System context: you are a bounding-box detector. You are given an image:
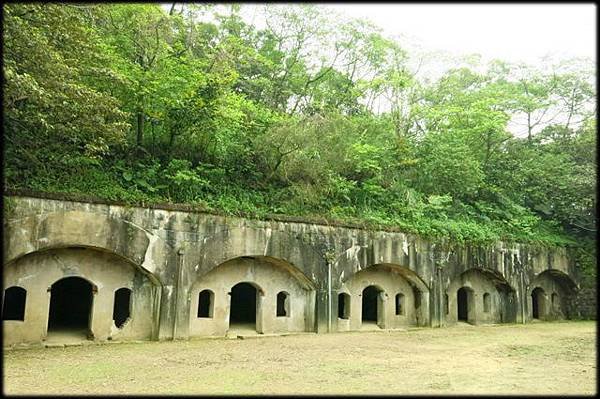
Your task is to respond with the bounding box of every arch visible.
[197,289,214,318]
[344,263,429,293]
[113,288,132,329]
[190,255,316,336]
[195,227,324,289]
[4,246,161,345]
[448,267,517,325]
[6,246,163,289]
[3,211,175,286]
[2,286,27,321]
[48,276,94,337]
[276,291,290,317]
[530,269,577,320]
[462,267,515,293]
[533,269,578,292]
[338,292,350,319]
[341,263,429,329]
[202,255,316,291]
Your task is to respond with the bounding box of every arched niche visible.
[529,269,578,321]
[3,246,162,347]
[192,227,324,290]
[189,255,316,337]
[447,268,516,325]
[338,263,430,331]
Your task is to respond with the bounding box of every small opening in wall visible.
[483,292,491,313]
[338,293,350,319]
[395,293,405,315]
[198,290,214,318]
[276,291,290,317]
[113,288,132,329]
[2,286,26,321]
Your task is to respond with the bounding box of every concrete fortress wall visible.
[2,195,581,347]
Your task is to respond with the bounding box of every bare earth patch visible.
[3,321,596,395]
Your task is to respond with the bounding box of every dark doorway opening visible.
[532,287,545,319]
[338,293,350,319]
[362,285,380,322]
[457,287,469,322]
[48,277,93,335]
[113,288,131,328]
[230,282,257,326]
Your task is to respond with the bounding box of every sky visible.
[164,3,596,66]
[322,4,596,65]
[163,3,596,136]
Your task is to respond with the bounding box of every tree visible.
[94,4,178,148]
[3,3,129,183]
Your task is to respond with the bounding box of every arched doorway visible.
[47,277,94,338]
[531,287,546,320]
[362,285,383,328]
[449,268,516,325]
[531,270,577,320]
[229,282,258,331]
[457,287,470,322]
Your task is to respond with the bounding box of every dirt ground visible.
[3,321,596,395]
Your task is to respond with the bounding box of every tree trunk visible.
[527,112,532,143]
[136,111,145,148]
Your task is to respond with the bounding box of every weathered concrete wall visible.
[3,248,158,346]
[528,270,576,321]
[570,285,596,319]
[337,264,428,331]
[189,256,315,336]
[2,194,582,347]
[446,269,514,325]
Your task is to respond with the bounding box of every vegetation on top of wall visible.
[3,4,596,262]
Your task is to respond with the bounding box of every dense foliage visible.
[3,3,596,279]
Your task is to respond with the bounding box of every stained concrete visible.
[2,194,582,347]
[336,264,429,331]
[446,269,516,325]
[3,248,157,346]
[188,256,315,336]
